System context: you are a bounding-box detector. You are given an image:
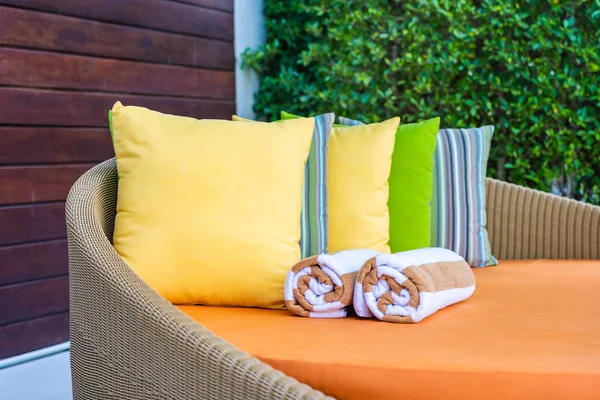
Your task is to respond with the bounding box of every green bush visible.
[242,0,600,202]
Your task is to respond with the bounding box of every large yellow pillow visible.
[110,102,315,309]
[328,117,399,253]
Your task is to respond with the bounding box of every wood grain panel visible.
[0,48,235,99]
[0,127,113,165]
[0,203,66,246]
[0,87,236,126]
[0,164,91,205]
[0,312,69,359]
[0,6,234,69]
[169,0,234,12]
[1,0,234,41]
[0,0,236,359]
[0,240,68,286]
[0,276,69,325]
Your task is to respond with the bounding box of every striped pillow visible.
[301,113,335,258]
[281,112,335,258]
[431,126,497,267]
[337,116,364,126]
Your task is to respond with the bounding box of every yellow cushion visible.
[110,102,315,309]
[328,117,399,253]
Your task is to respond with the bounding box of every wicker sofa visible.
[67,158,600,400]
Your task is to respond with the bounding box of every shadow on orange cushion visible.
[178,260,600,400]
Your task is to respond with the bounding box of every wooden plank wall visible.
[0,0,235,359]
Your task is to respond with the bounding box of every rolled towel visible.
[354,248,475,323]
[285,249,380,318]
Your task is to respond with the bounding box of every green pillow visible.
[392,118,440,251]
[338,116,440,252]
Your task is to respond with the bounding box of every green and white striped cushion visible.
[431,126,497,267]
[337,116,364,127]
[299,113,335,258]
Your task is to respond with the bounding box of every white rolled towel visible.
[354,248,475,323]
[284,249,380,318]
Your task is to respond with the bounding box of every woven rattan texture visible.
[67,158,331,400]
[67,159,600,399]
[486,178,600,260]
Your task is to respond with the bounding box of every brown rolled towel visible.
[354,248,475,323]
[284,249,380,318]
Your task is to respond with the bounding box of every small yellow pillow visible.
[110,102,314,309]
[328,117,400,253]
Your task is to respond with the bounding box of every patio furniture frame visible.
[67,158,600,400]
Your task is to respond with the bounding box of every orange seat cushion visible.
[178,260,600,400]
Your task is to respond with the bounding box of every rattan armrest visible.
[66,158,330,400]
[486,178,600,260]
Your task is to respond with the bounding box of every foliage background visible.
[242,0,600,202]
